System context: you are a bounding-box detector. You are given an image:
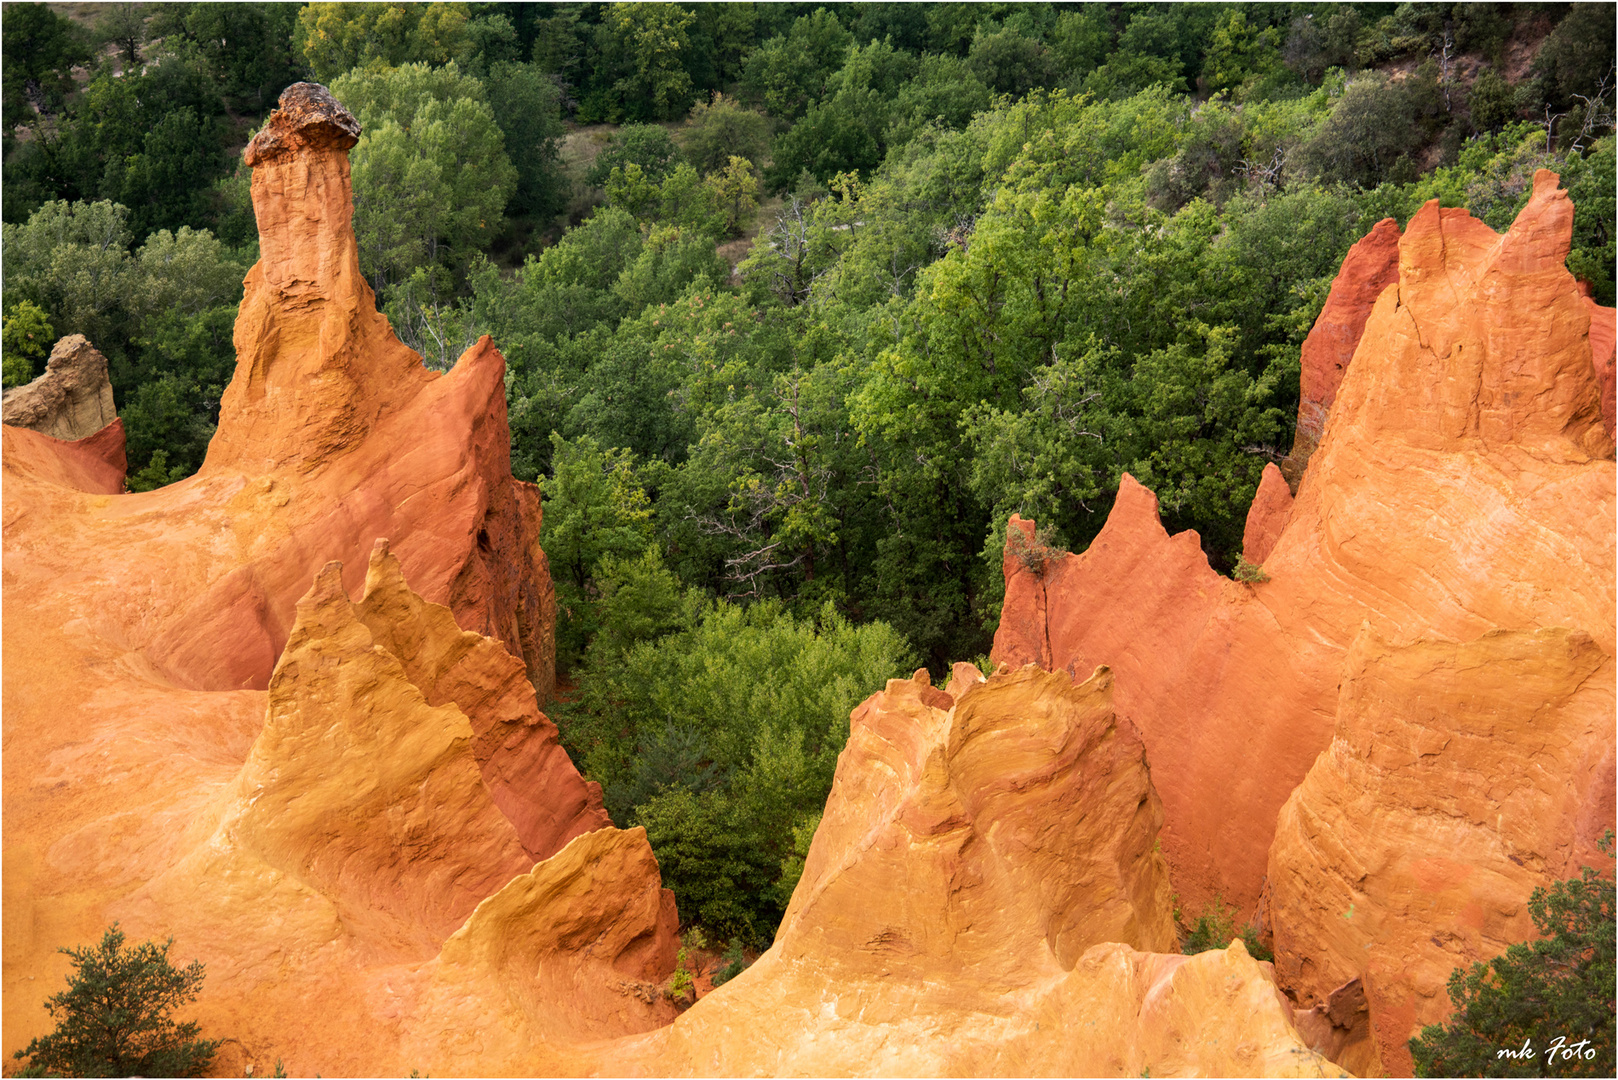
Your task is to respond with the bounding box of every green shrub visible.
[1409,833,1615,1078]
[710,941,748,987]
[1182,894,1272,962]
[12,924,220,1078]
[1233,555,1270,583]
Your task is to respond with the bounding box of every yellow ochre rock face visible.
[596,665,1342,1078]
[9,77,1607,1080]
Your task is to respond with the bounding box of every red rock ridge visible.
[1,418,127,495]
[1280,217,1402,487]
[991,172,1615,1076]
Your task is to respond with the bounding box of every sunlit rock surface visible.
[2,82,598,1074]
[6,75,1608,1078]
[991,171,1615,1075]
[598,666,1340,1078]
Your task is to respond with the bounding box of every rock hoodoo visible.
[2,82,589,1071]
[992,170,1615,1075]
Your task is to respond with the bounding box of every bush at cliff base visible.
[1409,833,1615,1078]
[11,924,220,1078]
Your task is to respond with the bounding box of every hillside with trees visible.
[3,0,1614,948]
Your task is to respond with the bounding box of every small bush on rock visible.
[12,924,219,1078]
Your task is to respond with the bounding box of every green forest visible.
[4,1,1615,947]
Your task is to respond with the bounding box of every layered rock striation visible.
[992,170,1616,1075]
[9,75,1609,1079]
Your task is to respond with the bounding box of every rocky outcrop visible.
[2,82,588,1073]
[2,334,118,441]
[353,540,609,861]
[993,476,1338,921]
[1242,461,1294,565]
[599,665,1339,1077]
[1268,627,1613,1076]
[6,72,1610,1078]
[1279,218,1402,488]
[992,171,1615,1076]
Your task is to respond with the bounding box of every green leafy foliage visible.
[2,300,54,388]
[331,61,517,294]
[682,93,771,177]
[147,3,304,116]
[2,201,246,485]
[2,3,90,122]
[484,61,569,219]
[1409,834,1616,1078]
[710,940,749,987]
[11,924,219,1078]
[556,592,913,945]
[1181,894,1272,963]
[295,1,479,83]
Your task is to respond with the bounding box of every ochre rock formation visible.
[8,73,1609,1078]
[1,334,119,441]
[1242,461,1295,565]
[1280,218,1402,487]
[2,82,600,1073]
[992,170,1615,1076]
[1,417,127,495]
[1268,627,1613,1076]
[106,554,675,1075]
[598,666,1340,1077]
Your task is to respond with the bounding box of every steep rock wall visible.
[1,83,592,1071]
[991,170,1615,1076]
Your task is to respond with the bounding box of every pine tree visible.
[12,924,220,1078]
[1410,833,1616,1078]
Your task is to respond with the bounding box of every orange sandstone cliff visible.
[598,665,1340,1078]
[993,170,1616,1075]
[27,82,1614,1080]
[2,84,638,1073]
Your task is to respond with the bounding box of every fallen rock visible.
[1,334,118,441]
